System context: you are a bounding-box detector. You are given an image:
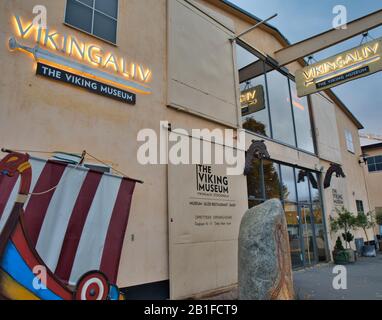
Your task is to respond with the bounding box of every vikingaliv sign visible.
[296,37,382,97]
[7,14,153,103]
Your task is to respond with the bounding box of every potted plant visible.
[332,237,350,265]
[330,207,357,263]
[376,210,382,251]
[355,211,377,257]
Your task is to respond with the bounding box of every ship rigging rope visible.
[1,148,141,195]
[28,150,85,196]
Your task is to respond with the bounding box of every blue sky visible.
[230,0,382,145]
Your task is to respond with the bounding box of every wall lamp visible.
[359,154,369,165]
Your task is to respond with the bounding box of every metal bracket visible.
[230,14,278,41]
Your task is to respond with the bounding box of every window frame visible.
[245,158,329,266]
[265,66,297,147]
[289,80,316,154]
[345,129,355,154]
[367,155,382,173]
[236,40,317,156]
[240,60,272,138]
[246,158,322,205]
[64,0,119,45]
[356,200,365,215]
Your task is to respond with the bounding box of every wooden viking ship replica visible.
[0,150,138,300]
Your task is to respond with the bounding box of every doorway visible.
[285,203,320,268]
[246,159,329,268]
[299,204,318,266]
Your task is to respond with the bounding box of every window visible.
[345,129,355,153]
[295,169,310,203]
[289,81,315,153]
[245,161,326,266]
[356,200,364,215]
[266,68,296,146]
[312,202,327,262]
[309,172,321,204]
[65,0,118,44]
[247,159,282,203]
[246,158,264,200]
[367,155,382,172]
[246,160,322,206]
[263,160,282,199]
[280,165,297,202]
[235,43,316,154]
[240,72,270,138]
[284,203,303,267]
[237,45,271,137]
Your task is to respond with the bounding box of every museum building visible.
[0,0,376,299]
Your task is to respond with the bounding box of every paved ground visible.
[294,254,382,300]
[204,253,382,300]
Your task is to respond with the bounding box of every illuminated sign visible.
[8,15,152,96]
[296,37,382,97]
[240,85,265,116]
[36,63,136,104]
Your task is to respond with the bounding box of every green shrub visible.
[342,231,354,245]
[330,207,356,249]
[355,211,376,242]
[334,236,344,251]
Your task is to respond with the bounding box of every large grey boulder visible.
[238,199,294,300]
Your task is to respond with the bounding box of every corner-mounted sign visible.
[8,15,153,103]
[240,85,265,116]
[296,37,382,97]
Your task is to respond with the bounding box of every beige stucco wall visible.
[0,0,172,288]
[328,104,374,247]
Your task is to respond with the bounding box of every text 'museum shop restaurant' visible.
[0,0,375,299]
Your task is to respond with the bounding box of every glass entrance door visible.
[284,203,303,268]
[299,204,317,266]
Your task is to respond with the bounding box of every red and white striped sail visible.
[0,156,136,285]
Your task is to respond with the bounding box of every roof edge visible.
[361,142,382,150]
[220,0,291,45]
